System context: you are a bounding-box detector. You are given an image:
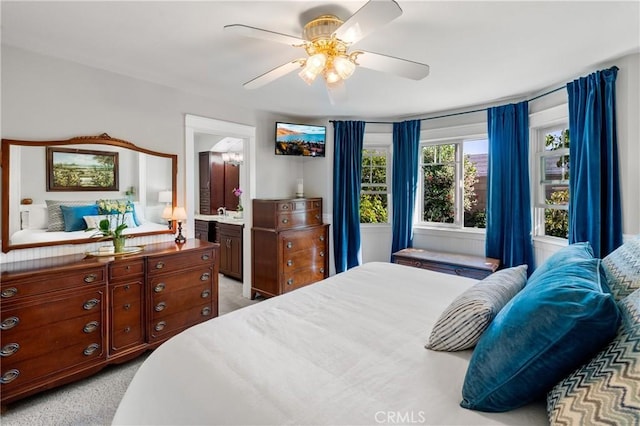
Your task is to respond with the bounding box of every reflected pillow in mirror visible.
[60,204,99,232]
[84,213,137,231]
[25,204,48,230]
[46,200,98,232]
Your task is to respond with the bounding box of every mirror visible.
[1,133,177,253]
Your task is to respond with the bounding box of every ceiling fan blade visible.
[326,81,347,105]
[224,24,305,46]
[243,60,303,89]
[333,0,402,45]
[355,51,430,80]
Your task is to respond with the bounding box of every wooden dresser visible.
[251,198,329,299]
[0,239,218,407]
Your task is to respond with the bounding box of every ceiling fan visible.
[224,0,430,103]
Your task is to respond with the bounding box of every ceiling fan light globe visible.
[333,56,356,80]
[306,53,327,73]
[299,67,319,85]
[324,68,341,84]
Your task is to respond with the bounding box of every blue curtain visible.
[486,101,534,270]
[333,120,365,273]
[391,120,421,254]
[567,67,622,258]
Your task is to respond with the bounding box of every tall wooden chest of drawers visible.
[0,239,218,407]
[251,198,329,299]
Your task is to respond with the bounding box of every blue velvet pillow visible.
[60,204,99,232]
[527,242,594,284]
[460,257,621,412]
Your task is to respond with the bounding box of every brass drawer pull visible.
[155,261,165,269]
[282,218,289,224]
[287,260,293,266]
[320,251,325,257]
[1,369,19,384]
[0,343,20,357]
[320,267,325,274]
[83,321,99,333]
[83,343,100,356]
[155,321,166,332]
[201,289,211,298]
[282,204,289,210]
[315,214,321,220]
[286,242,293,249]
[83,299,100,310]
[0,316,19,330]
[154,302,166,312]
[124,326,131,333]
[123,303,131,311]
[201,254,210,261]
[1,288,18,298]
[124,285,130,290]
[201,307,211,316]
[200,272,210,281]
[83,273,98,283]
[287,278,294,286]
[319,235,325,241]
[154,283,166,293]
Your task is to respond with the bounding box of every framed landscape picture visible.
[47,147,119,191]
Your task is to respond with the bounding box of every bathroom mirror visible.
[1,133,177,252]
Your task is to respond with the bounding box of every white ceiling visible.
[2,1,639,119]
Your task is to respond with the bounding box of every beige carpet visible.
[1,275,259,426]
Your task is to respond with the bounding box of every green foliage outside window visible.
[360,150,388,223]
[543,129,570,238]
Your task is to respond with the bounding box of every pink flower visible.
[232,188,243,197]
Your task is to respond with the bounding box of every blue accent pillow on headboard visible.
[60,204,99,232]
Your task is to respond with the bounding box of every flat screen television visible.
[275,122,326,157]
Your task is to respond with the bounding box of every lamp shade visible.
[171,207,187,221]
[158,190,172,203]
[161,205,173,220]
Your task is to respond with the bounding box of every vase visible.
[113,236,126,253]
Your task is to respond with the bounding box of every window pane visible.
[544,185,569,205]
[463,139,488,228]
[545,208,569,238]
[544,129,570,151]
[542,154,569,182]
[360,193,388,223]
[423,164,455,223]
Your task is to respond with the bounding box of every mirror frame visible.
[1,133,177,253]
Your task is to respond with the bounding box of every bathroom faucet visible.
[217,207,226,217]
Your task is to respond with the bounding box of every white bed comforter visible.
[112,262,547,425]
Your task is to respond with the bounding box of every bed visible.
[112,262,549,425]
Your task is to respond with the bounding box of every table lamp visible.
[172,207,187,244]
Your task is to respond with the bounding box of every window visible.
[535,127,570,238]
[360,148,390,223]
[419,139,488,228]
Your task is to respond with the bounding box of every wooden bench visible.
[392,248,500,280]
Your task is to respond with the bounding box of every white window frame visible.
[529,104,569,241]
[416,122,488,231]
[360,133,392,225]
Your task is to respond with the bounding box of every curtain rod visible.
[329,84,566,125]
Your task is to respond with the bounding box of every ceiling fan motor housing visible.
[303,15,343,42]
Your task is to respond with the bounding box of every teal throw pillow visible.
[60,204,99,232]
[460,257,621,412]
[527,242,594,283]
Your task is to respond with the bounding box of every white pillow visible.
[84,213,137,231]
[26,204,49,230]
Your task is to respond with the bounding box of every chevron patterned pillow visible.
[547,288,640,425]
[426,265,527,352]
[602,237,640,301]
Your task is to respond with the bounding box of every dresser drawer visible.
[0,312,102,365]
[281,267,326,293]
[0,288,105,333]
[148,302,213,342]
[1,267,106,300]
[110,281,144,352]
[282,247,327,271]
[148,267,213,295]
[0,339,104,393]
[280,227,327,253]
[151,284,213,321]
[147,249,214,276]
[109,259,144,281]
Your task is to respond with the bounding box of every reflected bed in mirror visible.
[1,133,177,253]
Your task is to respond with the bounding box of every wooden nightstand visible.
[392,248,500,279]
